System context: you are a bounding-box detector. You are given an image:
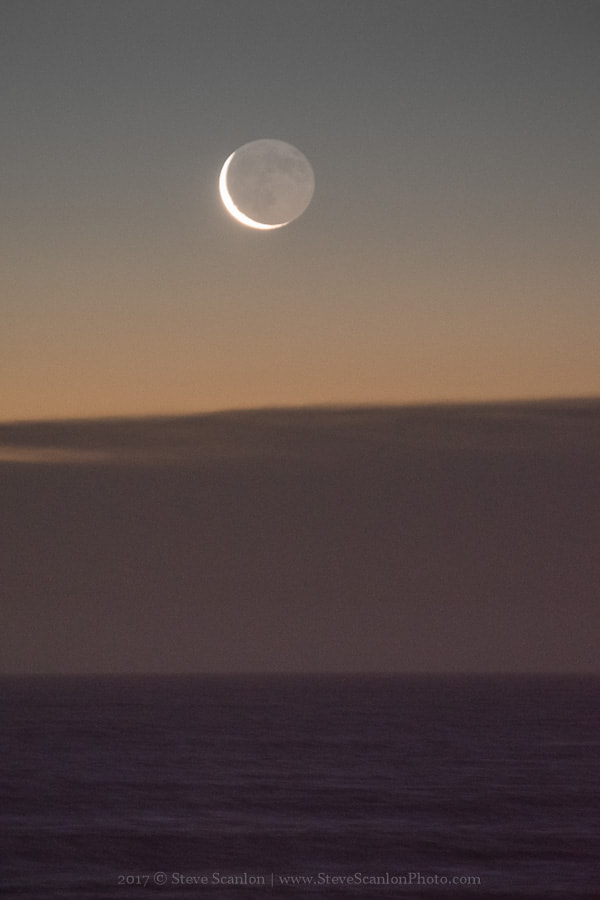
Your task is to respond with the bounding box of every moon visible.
[219,139,314,230]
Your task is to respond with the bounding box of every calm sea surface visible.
[1,675,598,899]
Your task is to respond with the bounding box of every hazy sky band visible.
[1,401,598,674]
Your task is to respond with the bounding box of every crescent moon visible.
[218,153,288,230]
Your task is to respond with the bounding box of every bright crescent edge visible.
[218,153,289,230]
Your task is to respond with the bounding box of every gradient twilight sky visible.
[2,0,599,421]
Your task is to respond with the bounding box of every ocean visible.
[1,674,598,899]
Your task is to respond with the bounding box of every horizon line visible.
[1,670,599,678]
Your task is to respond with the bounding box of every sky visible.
[1,2,599,676]
[2,0,599,422]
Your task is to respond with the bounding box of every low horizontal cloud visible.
[0,446,114,464]
[1,399,599,674]
[1,399,599,466]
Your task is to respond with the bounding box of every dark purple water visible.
[1,675,599,898]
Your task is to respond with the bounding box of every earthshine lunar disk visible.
[219,139,314,230]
